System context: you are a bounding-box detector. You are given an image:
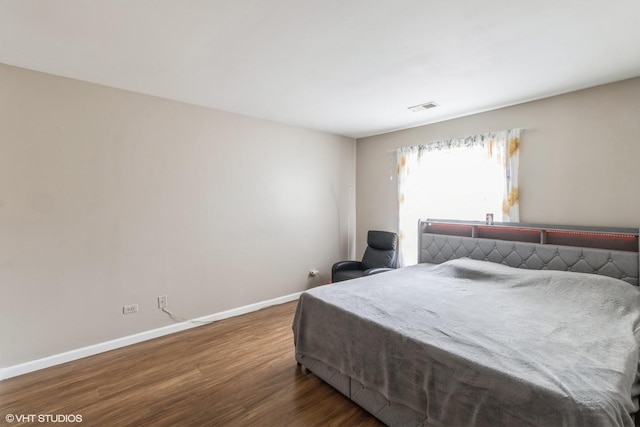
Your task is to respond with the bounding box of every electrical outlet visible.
[158,295,168,309]
[123,304,138,314]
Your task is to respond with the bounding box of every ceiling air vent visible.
[408,102,438,112]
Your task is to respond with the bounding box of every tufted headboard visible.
[419,219,640,286]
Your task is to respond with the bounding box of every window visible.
[396,129,521,265]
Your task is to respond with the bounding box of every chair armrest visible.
[332,261,363,277]
[363,267,395,276]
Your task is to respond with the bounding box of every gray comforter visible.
[293,259,640,426]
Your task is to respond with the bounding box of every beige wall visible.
[356,77,640,257]
[0,64,355,368]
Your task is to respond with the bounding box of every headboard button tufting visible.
[418,225,639,286]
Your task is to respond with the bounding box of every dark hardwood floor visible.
[0,301,383,426]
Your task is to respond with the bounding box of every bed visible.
[293,219,640,426]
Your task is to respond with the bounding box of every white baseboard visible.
[0,292,302,381]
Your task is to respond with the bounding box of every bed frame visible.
[297,219,640,426]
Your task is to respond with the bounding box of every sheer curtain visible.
[396,129,521,266]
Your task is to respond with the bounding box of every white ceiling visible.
[2,1,640,138]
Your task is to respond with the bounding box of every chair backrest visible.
[361,230,398,270]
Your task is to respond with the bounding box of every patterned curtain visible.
[500,129,521,221]
[396,129,521,266]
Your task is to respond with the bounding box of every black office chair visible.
[331,230,398,282]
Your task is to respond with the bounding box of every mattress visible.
[293,259,640,426]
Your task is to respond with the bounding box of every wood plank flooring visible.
[0,301,383,426]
